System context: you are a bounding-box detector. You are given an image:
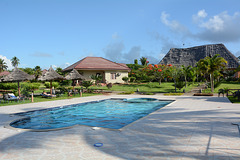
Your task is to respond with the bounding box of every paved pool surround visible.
[0,95,240,160]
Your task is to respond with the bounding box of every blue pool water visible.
[10,98,173,130]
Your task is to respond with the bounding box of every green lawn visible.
[214,81,240,92]
[90,82,198,93]
[0,93,100,106]
[214,81,240,103]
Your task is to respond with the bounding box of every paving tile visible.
[0,95,240,159]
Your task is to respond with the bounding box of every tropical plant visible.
[189,67,197,84]
[174,81,185,91]
[55,67,64,76]
[33,66,42,80]
[167,65,182,92]
[122,76,129,83]
[134,59,138,65]
[153,64,167,85]
[44,82,59,88]
[198,54,227,92]
[82,80,93,89]
[0,58,8,72]
[140,57,148,66]
[181,65,192,88]
[11,56,20,67]
[91,74,103,85]
[22,67,34,75]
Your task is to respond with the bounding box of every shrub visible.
[82,81,93,89]
[0,83,18,90]
[130,77,136,82]
[122,76,129,83]
[21,82,41,91]
[44,82,59,88]
[173,81,185,91]
[107,83,113,89]
[59,80,72,86]
[118,91,135,95]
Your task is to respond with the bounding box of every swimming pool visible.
[10,98,173,130]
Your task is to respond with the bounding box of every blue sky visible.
[1,0,240,70]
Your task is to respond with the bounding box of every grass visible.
[163,93,184,96]
[90,82,198,93]
[0,92,100,106]
[214,81,240,93]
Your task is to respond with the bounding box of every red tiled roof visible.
[63,57,131,72]
[0,71,10,77]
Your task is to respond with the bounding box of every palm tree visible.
[0,58,8,72]
[199,54,227,92]
[11,56,20,67]
[33,66,42,80]
[181,65,192,88]
[140,57,148,66]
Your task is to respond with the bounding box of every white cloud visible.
[0,55,13,70]
[161,11,190,35]
[161,10,240,43]
[196,11,240,42]
[192,9,207,23]
[198,9,207,18]
[201,15,224,32]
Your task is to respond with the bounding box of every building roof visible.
[0,71,10,77]
[159,43,239,68]
[63,57,131,72]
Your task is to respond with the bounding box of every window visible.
[111,73,116,79]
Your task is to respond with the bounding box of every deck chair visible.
[4,93,19,102]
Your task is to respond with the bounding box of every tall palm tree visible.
[33,66,42,80]
[140,57,147,66]
[11,56,20,67]
[0,58,8,72]
[199,54,227,92]
[181,65,192,88]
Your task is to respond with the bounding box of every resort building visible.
[63,57,131,84]
[159,43,240,69]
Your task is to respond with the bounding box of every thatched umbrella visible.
[65,69,85,91]
[2,67,34,96]
[38,66,65,95]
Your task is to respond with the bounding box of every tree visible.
[55,67,64,76]
[181,65,192,88]
[23,67,34,75]
[0,58,8,72]
[11,56,20,67]
[33,66,42,80]
[153,64,167,85]
[140,57,148,66]
[198,54,227,92]
[189,67,197,84]
[167,65,182,92]
[134,59,138,65]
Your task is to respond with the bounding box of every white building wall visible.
[105,71,129,83]
[78,70,129,83]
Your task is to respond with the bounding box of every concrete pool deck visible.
[0,95,240,160]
